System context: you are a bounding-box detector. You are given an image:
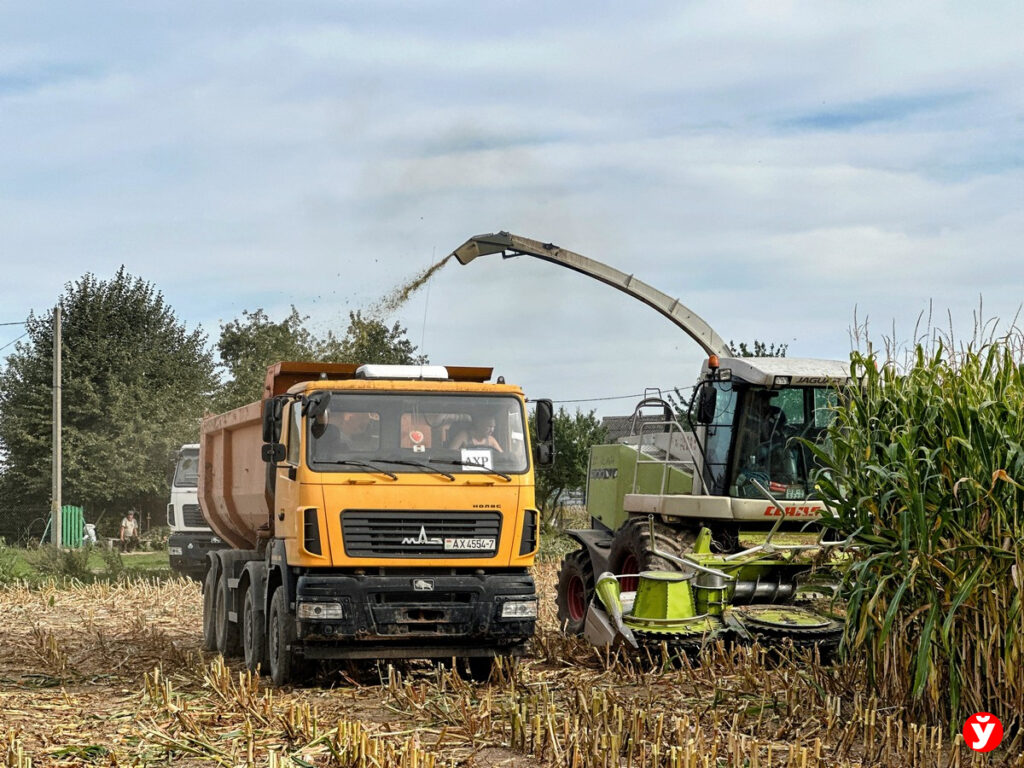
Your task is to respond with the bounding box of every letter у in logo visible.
[962,712,1003,753]
[402,525,443,547]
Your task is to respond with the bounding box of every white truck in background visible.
[167,444,221,579]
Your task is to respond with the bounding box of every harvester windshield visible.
[726,385,837,500]
[306,392,530,475]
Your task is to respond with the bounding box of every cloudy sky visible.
[2,2,1022,417]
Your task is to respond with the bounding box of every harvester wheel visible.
[610,518,695,592]
[201,561,218,651]
[214,568,243,657]
[555,549,595,635]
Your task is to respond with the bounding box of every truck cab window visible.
[287,402,302,465]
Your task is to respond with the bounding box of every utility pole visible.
[51,306,62,548]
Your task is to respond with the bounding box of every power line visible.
[0,321,27,326]
[552,385,694,405]
[0,331,29,353]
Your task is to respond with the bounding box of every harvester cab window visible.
[728,386,837,501]
[701,381,736,495]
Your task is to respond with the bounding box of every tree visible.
[729,339,788,358]
[213,307,317,412]
[320,311,427,365]
[0,269,217,540]
[212,308,428,413]
[531,407,607,528]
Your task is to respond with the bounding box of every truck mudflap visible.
[292,570,536,660]
[168,531,222,580]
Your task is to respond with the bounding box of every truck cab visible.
[166,444,221,579]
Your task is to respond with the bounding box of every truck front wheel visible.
[268,588,298,686]
[201,563,218,651]
[215,569,242,657]
[243,585,266,673]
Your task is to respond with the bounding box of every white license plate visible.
[444,537,496,551]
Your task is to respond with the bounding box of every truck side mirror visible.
[261,443,286,463]
[533,399,554,466]
[696,384,717,425]
[262,398,284,443]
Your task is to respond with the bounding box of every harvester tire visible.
[609,518,696,592]
[555,549,595,635]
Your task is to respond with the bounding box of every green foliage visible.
[30,544,95,581]
[0,538,19,583]
[812,338,1024,728]
[0,269,217,538]
[728,339,788,357]
[531,407,607,527]
[100,546,124,578]
[320,310,427,366]
[213,307,318,412]
[214,308,426,412]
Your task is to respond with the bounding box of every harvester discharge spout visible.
[451,231,731,359]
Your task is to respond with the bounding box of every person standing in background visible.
[120,509,140,551]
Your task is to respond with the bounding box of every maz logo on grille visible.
[402,526,443,547]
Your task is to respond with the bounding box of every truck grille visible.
[182,504,206,527]
[341,510,502,558]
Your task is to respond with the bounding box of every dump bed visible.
[199,401,267,550]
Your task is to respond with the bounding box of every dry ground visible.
[1,563,1021,767]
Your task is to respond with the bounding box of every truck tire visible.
[215,568,242,657]
[555,549,594,635]
[243,584,266,673]
[201,562,219,652]
[268,588,298,686]
[461,656,494,683]
[609,518,696,592]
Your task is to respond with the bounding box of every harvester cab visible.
[451,231,852,657]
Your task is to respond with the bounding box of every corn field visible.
[812,334,1024,732]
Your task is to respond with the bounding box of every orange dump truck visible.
[199,362,553,685]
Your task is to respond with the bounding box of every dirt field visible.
[1,563,1021,767]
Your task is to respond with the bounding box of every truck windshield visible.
[306,392,530,475]
[173,449,199,488]
[729,386,837,501]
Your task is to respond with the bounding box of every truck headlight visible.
[168,546,183,556]
[297,601,343,620]
[501,599,538,619]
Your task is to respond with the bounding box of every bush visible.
[101,546,125,578]
[0,538,19,583]
[30,544,95,581]
[812,336,1024,730]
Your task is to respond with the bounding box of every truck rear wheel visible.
[243,584,266,673]
[609,518,695,592]
[215,568,242,657]
[555,549,594,635]
[201,563,218,651]
[268,588,298,686]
